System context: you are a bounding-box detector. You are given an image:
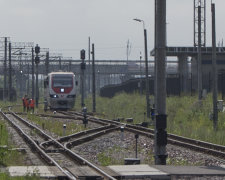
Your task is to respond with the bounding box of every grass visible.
[79,92,225,146]
[0,173,40,180]
[0,118,24,167]
[25,113,88,137]
[1,92,225,168]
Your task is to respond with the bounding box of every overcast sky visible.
[0,0,224,60]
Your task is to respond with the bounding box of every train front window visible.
[53,75,73,88]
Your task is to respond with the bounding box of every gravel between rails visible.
[73,131,224,167]
[3,112,225,180]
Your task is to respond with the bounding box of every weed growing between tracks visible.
[80,93,225,146]
[0,173,40,180]
[26,113,88,136]
[0,120,24,167]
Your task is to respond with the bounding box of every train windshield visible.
[52,75,73,88]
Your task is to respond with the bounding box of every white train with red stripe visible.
[44,72,76,110]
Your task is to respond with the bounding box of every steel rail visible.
[67,111,225,160]
[65,126,119,149]
[8,110,116,180]
[0,110,77,180]
[40,124,115,148]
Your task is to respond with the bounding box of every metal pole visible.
[81,57,85,107]
[35,44,40,108]
[27,63,30,96]
[92,44,96,112]
[154,0,167,165]
[8,42,12,101]
[212,3,218,130]
[198,5,202,100]
[144,29,150,118]
[4,37,7,102]
[32,48,34,100]
[46,52,49,75]
[140,51,142,94]
[69,60,71,71]
[36,63,39,107]
[88,37,91,93]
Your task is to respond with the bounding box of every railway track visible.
[0,108,117,180]
[60,111,225,161]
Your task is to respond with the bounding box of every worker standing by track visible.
[29,98,35,113]
[22,95,27,112]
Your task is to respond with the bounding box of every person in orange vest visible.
[29,98,35,113]
[22,95,27,112]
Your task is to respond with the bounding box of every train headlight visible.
[50,94,59,98]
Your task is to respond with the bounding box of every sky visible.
[0,0,224,60]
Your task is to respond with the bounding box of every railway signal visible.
[80,49,86,107]
[35,44,40,108]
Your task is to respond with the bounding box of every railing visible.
[151,46,225,56]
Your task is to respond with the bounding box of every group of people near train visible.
[22,95,35,113]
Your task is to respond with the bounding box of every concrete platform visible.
[108,164,170,179]
[7,166,65,178]
[154,165,225,176]
[108,164,225,179]
[6,165,225,179]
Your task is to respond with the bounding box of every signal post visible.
[80,49,86,107]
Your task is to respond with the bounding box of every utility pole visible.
[139,51,142,94]
[35,44,40,108]
[194,0,206,47]
[4,37,7,102]
[88,37,91,93]
[144,29,150,118]
[92,43,96,112]
[198,5,202,100]
[69,60,72,71]
[45,52,49,75]
[80,49,86,107]
[133,18,150,118]
[32,48,35,100]
[212,3,218,130]
[27,63,30,96]
[154,0,167,165]
[8,42,12,101]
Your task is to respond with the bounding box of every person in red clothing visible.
[22,95,27,112]
[29,98,35,113]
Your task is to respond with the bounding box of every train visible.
[44,72,76,110]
